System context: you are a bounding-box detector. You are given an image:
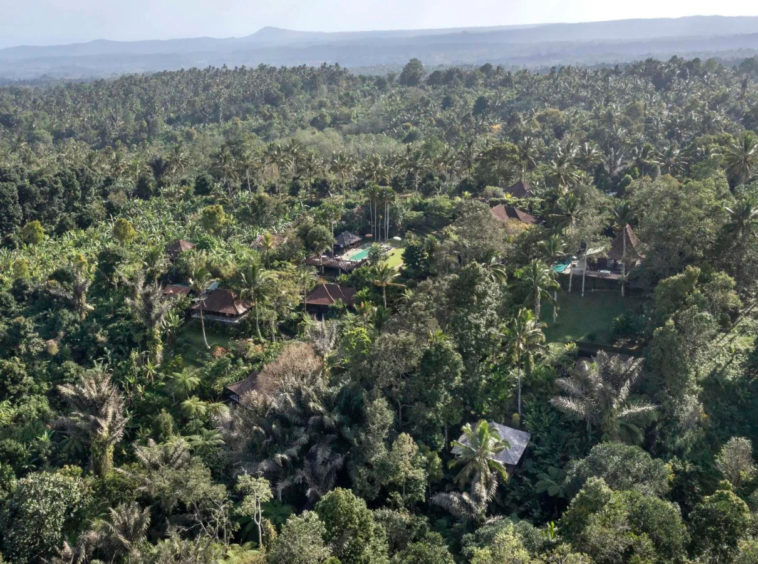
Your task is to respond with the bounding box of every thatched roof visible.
[305,283,356,307]
[166,240,196,255]
[163,284,191,297]
[607,224,644,261]
[503,180,534,199]
[193,289,250,316]
[490,204,539,226]
[453,422,531,467]
[335,231,362,248]
[225,373,259,400]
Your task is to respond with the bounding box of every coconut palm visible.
[56,368,129,477]
[516,259,559,318]
[723,133,758,186]
[372,262,404,308]
[539,235,566,323]
[503,309,546,419]
[188,266,215,349]
[46,257,94,321]
[239,259,275,340]
[723,197,758,279]
[431,420,508,522]
[551,351,656,443]
[125,271,173,365]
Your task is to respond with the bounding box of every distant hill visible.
[2,16,758,80]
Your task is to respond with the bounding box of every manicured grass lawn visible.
[540,291,646,345]
[384,247,405,269]
[173,320,233,366]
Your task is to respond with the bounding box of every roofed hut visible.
[162,284,191,298]
[305,283,356,317]
[224,372,259,404]
[166,239,196,258]
[192,288,250,324]
[503,180,534,199]
[490,204,539,226]
[335,231,362,250]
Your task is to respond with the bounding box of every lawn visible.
[173,320,233,366]
[384,247,405,270]
[540,291,646,345]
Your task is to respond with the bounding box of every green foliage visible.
[315,488,389,564]
[0,471,87,563]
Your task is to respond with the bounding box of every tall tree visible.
[56,368,129,477]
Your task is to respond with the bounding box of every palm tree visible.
[516,259,559,318]
[539,236,566,323]
[125,271,173,365]
[56,368,129,477]
[259,232,276,268]
[372,262,403,308]
[188,255,215,349]
[723,133,758,186]
[431,420,508,522]
[551,351,656,443]
[95,502,151,561]
[503,309,546,419]
[46,257,93,321]
[239,259,274,340]
[723,197,758,282]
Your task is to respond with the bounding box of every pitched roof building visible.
[490,204,539,226]
[224,373,259,403]
[252,232,288,250]
[192,288,250,323]
[335,231,362,248]
[503,180,534,199]
[162,284,191,298]
[453,422,531,468]
[166,239,196,256]
[607,224,645,262]
[305,283,357,308]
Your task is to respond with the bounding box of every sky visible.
[1,0,758,48]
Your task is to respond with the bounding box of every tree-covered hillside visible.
[2,56,758,563]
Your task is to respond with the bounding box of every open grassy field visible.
[540,291,646,346]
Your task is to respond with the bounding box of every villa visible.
[502,180,534,199]
[305,283,357,317]
[556,224,645,296]
[166,239,196,258]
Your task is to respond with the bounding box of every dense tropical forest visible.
[3,55,758,563]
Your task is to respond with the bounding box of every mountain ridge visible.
[2,15,758,80]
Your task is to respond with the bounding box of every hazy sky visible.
[2,0,758,48]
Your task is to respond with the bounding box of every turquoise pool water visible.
[348,248,370,261]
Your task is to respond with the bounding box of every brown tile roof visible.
[607,224,644,261]
[163,284,191,297]
[503,180,534,199]
[193,288,250,316]
[305,283,357,307]
[166,240,196,254]
[490,204,539,225]
[225,373,259,400]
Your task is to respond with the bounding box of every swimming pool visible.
[347,247,370,261]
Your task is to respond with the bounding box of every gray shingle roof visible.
[453,422,531,467]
